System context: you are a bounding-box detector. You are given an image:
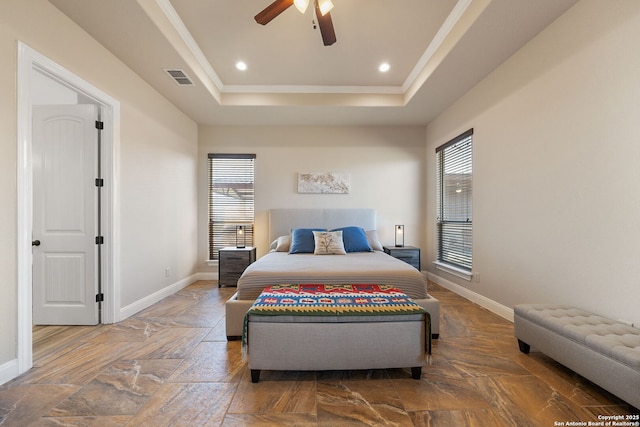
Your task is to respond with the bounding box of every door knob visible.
[32,240,41,246]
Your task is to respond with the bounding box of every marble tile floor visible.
[1,281,637,426]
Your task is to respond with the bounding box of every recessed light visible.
[236,61,247,71]
[378,62,390,73]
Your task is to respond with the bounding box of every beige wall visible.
[0,1,198,372]
[197,125,427,271]
[426,0,640,325]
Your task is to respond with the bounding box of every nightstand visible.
[218,247,256,287]
[383,246,421,270]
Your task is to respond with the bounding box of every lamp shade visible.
[317,0,333,15]
[294,0,309,13]
[395,225,404,247]
[236,225,246,248]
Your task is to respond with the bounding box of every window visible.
[436,129,473,276]
[208,153,256,260]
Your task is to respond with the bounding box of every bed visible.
[224,208,440,339]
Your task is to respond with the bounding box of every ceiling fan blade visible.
[314,2,336,46]
[255,0,294,25]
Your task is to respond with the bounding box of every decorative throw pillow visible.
[331,226,373,252]
[312,230,346,255]
[289,228,325,254]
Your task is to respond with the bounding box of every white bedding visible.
[236,251,428,300]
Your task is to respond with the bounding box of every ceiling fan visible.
[254,0,337,46]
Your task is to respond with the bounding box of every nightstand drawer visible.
[383,246,421,270]
[220,252,251,271]
[219,271,244,287]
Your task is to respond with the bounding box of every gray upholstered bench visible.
[243,284,431,383]
[514,304,640,409]
[247,313,428,383]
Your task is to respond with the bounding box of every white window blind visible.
[208,154,255,260]
[436,129,473,272]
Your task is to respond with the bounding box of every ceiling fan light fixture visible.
[317,0,334,16]
[294,0,309,14]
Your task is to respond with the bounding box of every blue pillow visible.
[331,226,372,252]
[289,228,326,254]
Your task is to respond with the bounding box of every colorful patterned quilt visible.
[243,284,431,356]
[248,284,428,316]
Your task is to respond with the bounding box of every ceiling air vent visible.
[163,69,194,86]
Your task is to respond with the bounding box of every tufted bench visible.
[514,304,640,410]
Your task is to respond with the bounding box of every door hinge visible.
[95,178,104,187]
[95,293,104,303]
[95,236,104,245]
[95,120,104,130]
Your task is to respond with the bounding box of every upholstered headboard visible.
[269,208,376,242]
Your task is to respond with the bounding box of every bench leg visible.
[517,339,531,354]
[251,369,261,383]
[411,367,422,379]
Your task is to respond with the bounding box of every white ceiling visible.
[49,0,578,126]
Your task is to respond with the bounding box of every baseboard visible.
[427,272,514,322]
[0,358,18,386]
[194,272,218,281]
[119,274,198,320]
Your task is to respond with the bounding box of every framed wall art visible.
[297,172,350,194]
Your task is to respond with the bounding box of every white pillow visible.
[269,235,291,252]
[366,230,384,251]
[312,230,346,255]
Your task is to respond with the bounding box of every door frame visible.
[16,42,121,374]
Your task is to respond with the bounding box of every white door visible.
[32,104,100,325]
